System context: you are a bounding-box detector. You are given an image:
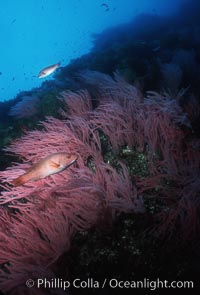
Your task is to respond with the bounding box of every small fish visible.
[38,62,60,78]
[101,3,109,11]
[12,152,77,186]
[152,46,161,52]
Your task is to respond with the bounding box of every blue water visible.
[0,0,184,102]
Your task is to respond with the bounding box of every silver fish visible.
[38,62,60,78]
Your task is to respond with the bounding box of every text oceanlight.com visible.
[26,278,194,290]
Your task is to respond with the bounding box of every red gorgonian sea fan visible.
[9,95,40,119]
[0,71,200,294]
[0,80,137,294]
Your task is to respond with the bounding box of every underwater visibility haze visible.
[1,0,200,294]
[0,0,183,102]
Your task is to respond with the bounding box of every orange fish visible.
[12,152,78,187]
